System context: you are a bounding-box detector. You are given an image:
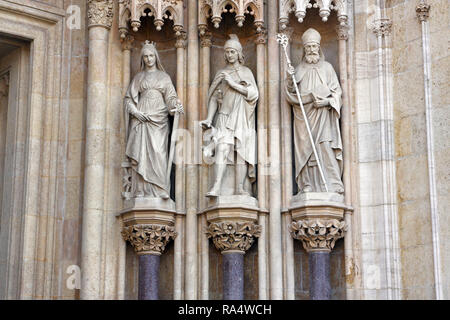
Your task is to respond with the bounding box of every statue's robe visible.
[124,69,178,197]
[208,64,259,182]
[285,59,344,193]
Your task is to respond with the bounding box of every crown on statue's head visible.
[141,40,156,54]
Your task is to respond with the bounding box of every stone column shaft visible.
[309,251,331,300]
[81,25,110,300]
[267,0,283,299]
[185,0,199,299]
[255,30,269,300]
[199,31,211,300]
[174,33,186,300]
[139,254,160,300]
[223,252,244,300]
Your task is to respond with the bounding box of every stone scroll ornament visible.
[122,41,184,200]
[200,34,259,198]
[280,28,345,194]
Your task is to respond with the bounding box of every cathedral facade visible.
[0,0,448,300]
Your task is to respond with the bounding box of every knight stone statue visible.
[200,34,259,198]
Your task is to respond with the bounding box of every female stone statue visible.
[124,41,183,199]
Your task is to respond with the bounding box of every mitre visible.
[224,34,243,53]
[302,28,321,45]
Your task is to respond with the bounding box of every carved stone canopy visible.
[198,0,264,33]
[119,0,185,39]
[279,0,348,30]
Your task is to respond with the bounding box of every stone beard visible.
[285,28,344,194]
[201,34,259,197]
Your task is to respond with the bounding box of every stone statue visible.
[124,41,183,199]
[200,34,258,198]
[285,28,344,194]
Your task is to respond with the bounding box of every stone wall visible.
[389,0,450,299]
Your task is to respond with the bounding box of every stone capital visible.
[336,23,349,41]
[121,224,177,255]
[416,1,431,22]
[0,73,9,97]
[121,34,135,51]
[371,18,393,38]
[87,0,114,30]
[254,29,267,45]
[175,31,187,49]
[206,221,261,254]
[289,218,346,253]
[199,29,212,48]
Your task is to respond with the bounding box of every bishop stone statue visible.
[285,28,344,194]
[200,34,259,198]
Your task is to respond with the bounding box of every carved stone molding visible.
[175,30,187,49]
[254,27,267,45]
[88,0,114,29]
[371,18,393,38]
[121,224,177,255]
[336,22,349,41]
[119,0,185,39]
[206,221,261,254]
[199,28,212,48]
[416,1,431,22]
[279,0,348,30]
[121,34,135,51]
[290,219,346,252]
[0,73,9,97]
[198,0,264,31]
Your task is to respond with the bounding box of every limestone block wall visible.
[388,0,450,299]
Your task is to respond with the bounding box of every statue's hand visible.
[314,97,330,108]
[200,120,212,129]
[287,65,295,76]
[170,101,184,115]
[133,111,147,122]
[221,72,237,87]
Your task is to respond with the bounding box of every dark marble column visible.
[309,251,331,300]
[138,254,160,300]
[223,252,244,300]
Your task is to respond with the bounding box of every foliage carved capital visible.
[88,0,114,29]
[206,221,261,254]
[121,224,177,255]
[290,218,346,252]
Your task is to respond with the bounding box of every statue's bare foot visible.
[332,185,344,194]
[237,186,250,196]
[160,192,170,200]
[206,190,219,197]
[135,191,144,198]
[301,186,313,193]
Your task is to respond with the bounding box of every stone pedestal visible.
[289,193,348,300]
[119,198,177,300]
[204,195,261,300]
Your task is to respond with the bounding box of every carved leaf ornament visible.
[206,221,262,253]
[122,224,177,254]
[290,219,346,252]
